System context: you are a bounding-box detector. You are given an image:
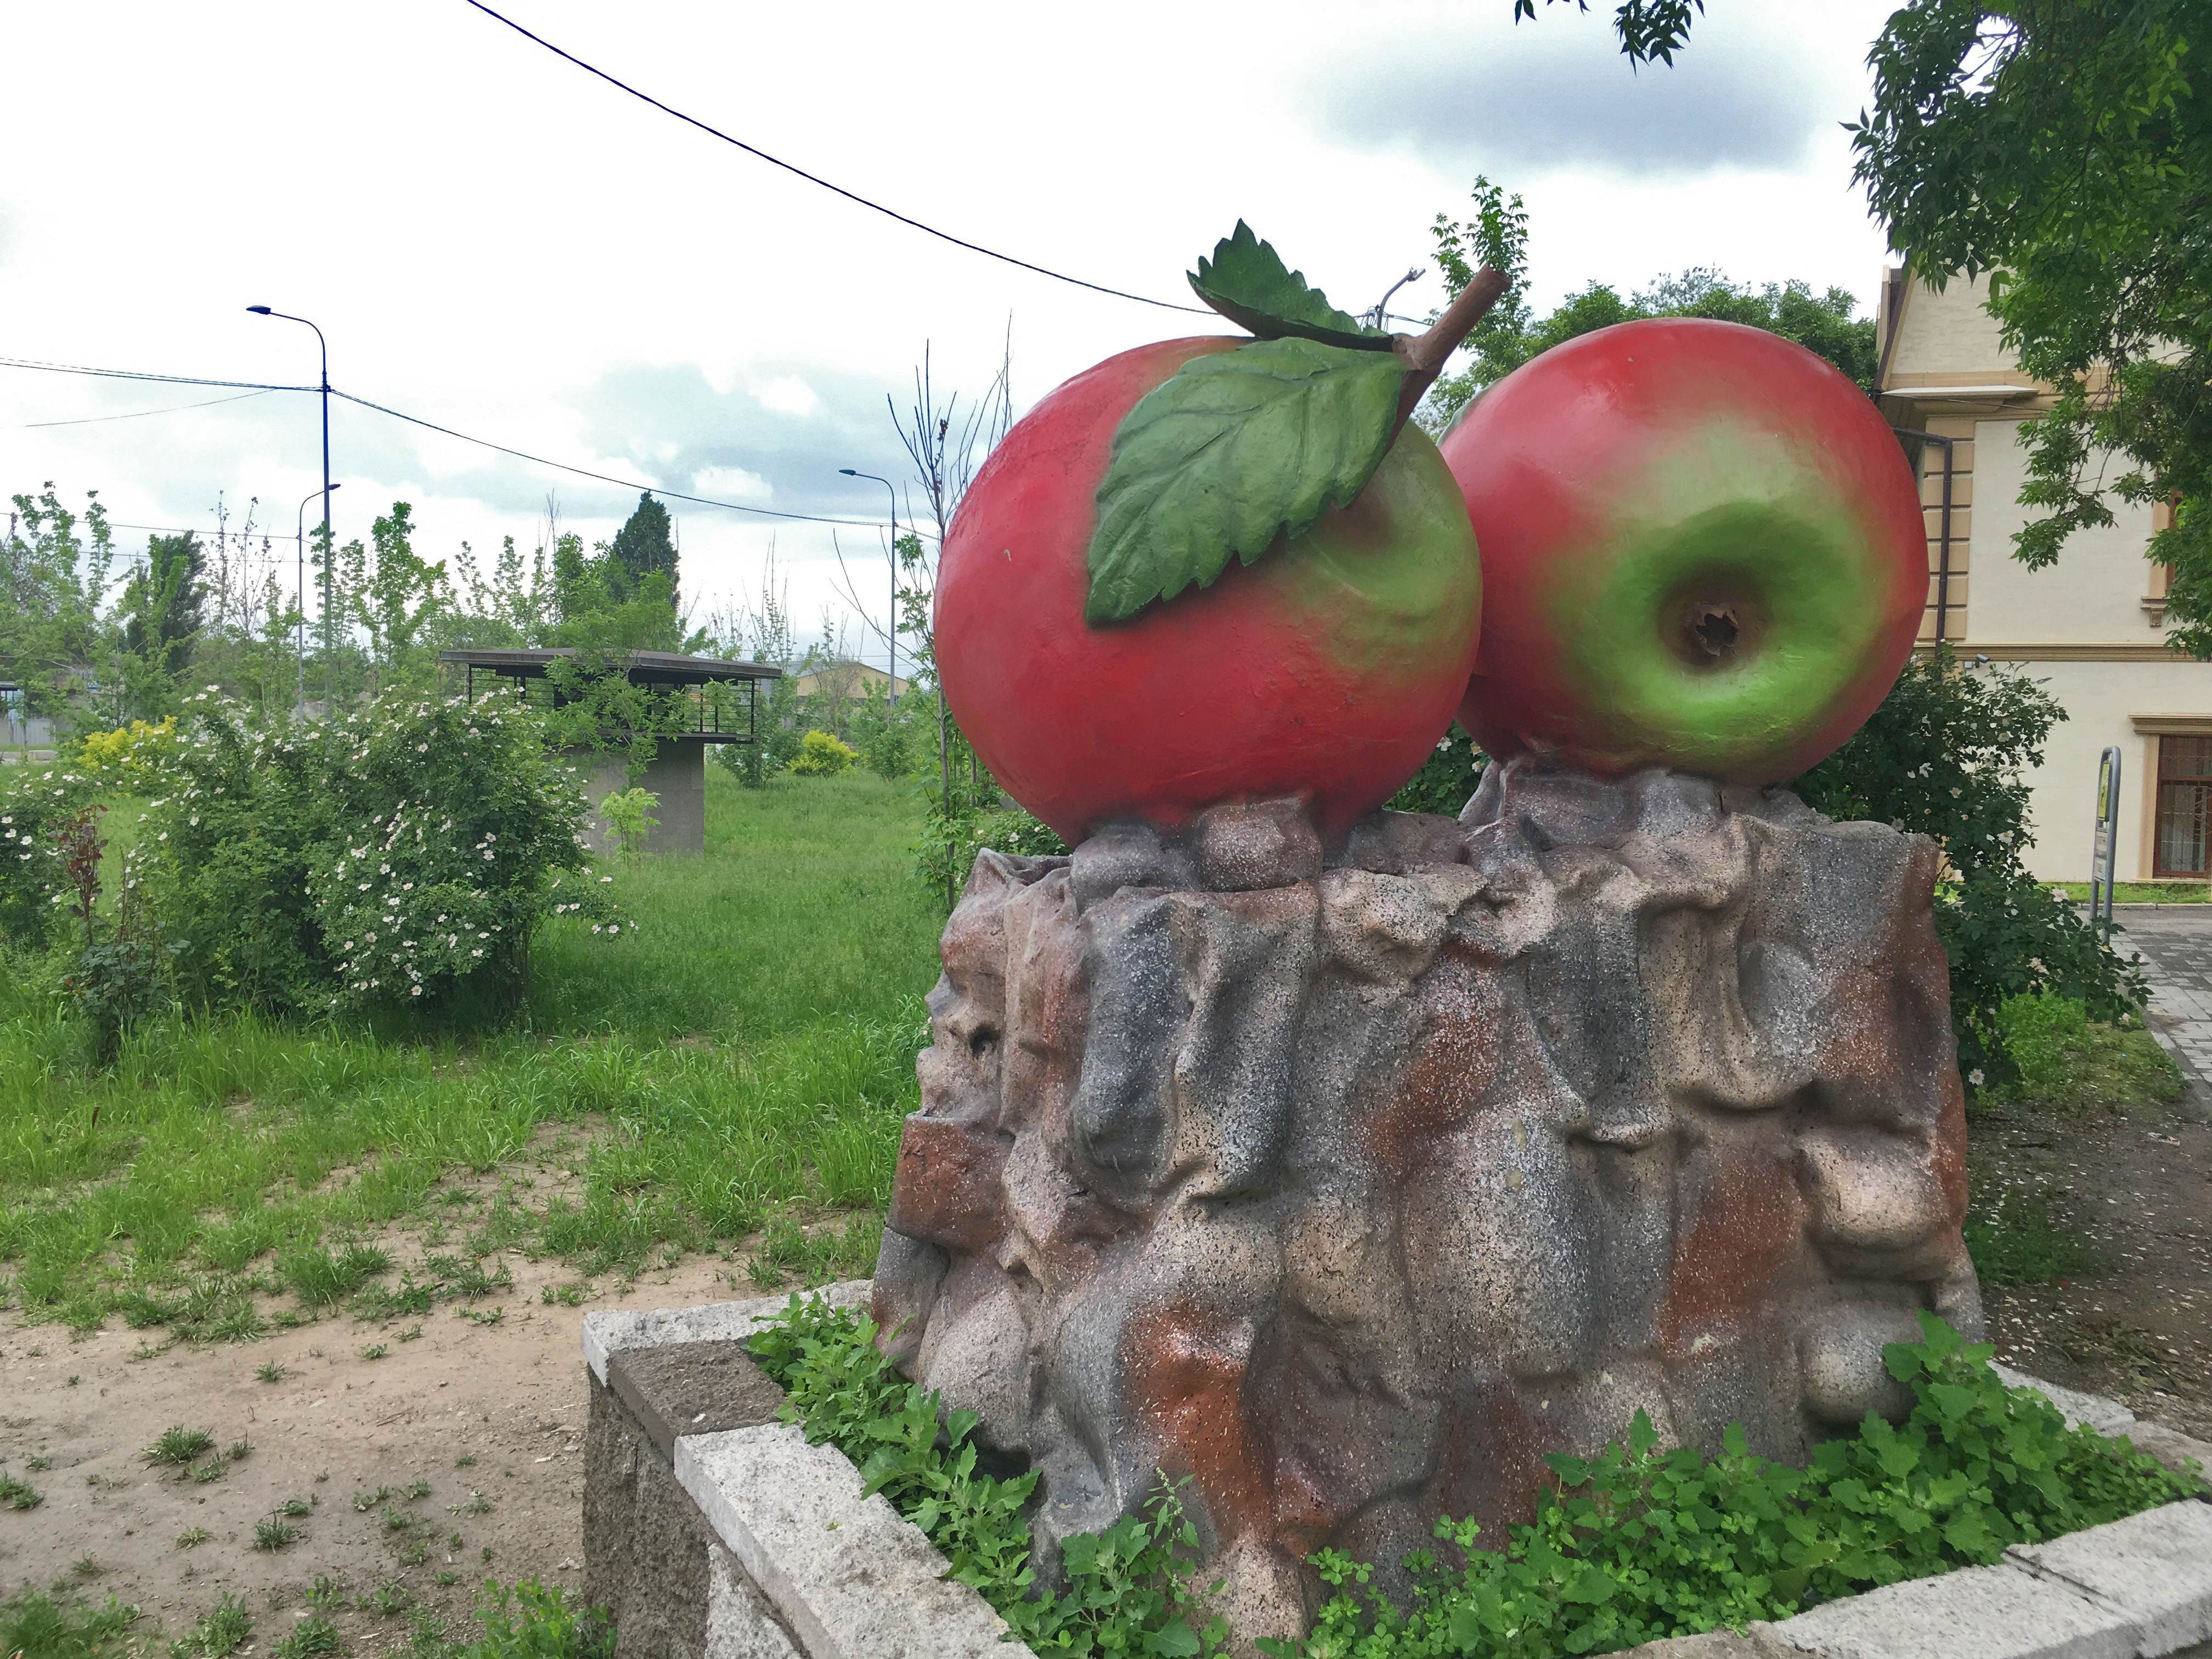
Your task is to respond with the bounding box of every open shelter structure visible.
[438,647,781,855]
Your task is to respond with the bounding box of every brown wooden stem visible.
[1390,264,1510,433]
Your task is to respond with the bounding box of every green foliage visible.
[603,493,679,610]
[1087,338,1408,625]
[280,1240,391,1305]
[0,1471,42,1509]
[1262,1313,2197,1659]
[1385,724,1486,817]
[146,1425,216,1466]
[1187,221,1389,347]
[1963,1171,2091,1286]
[1506,0,1704,65]
[788,730,859,777]
[1848,2,2212,656]
[1991,994,2180,1109]
[0,765,96,951]
[1792,647,2146,1090]
[465,1581,614,1659]
[750,1296,1226,1658]
[597,788,659,863]
[846,681,920,780]
[1,1586,141,1659]
[1417,168,1875,434]
[1,484,119,728]
[171,1591,253,1658]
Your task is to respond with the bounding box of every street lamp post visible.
[295,483,340,714]
[248,306,332,699]
[838,469,899,701]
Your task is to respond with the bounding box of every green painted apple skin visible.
[935,337,1482,847]
[1439,318,1927,785]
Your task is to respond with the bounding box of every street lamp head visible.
[246,305,273,315]
[838,468,859,476]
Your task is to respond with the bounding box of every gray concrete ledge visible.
[588,1288,2209,1659]
[678,1423,1028,1659]
[582,1280,872,1385]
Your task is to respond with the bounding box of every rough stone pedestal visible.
[874,759,1984,1641]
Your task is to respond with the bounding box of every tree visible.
[119,531,207,706]
[605,492,678,608]
[1849,2,2212,656]
[1419,178,1878,431]
[1508,0,1703,64]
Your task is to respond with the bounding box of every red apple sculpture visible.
[935,228,1504,847]
[1440,318,1926,784]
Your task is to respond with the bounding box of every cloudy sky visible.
[1,0,1902,669]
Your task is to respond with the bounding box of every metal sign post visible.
[2090,745,2123,940]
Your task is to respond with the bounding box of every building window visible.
[2154,736,2212,877]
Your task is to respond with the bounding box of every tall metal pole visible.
[295,484,340,714]
[249,307,332,699]
[838,469,900,698]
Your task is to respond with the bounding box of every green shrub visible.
[0,764,97,951]
[1386,723,1486,816]
[1264,1313,2195,1658]
[788,730,859,777]
[596,787,659,862]
[750,1295,1226,1657]
[467,1580,613,1659]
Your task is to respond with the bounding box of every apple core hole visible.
[1685,603,1740,659]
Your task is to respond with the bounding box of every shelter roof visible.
[436,648,781,685]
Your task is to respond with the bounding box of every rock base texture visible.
[873,760,1985,1639]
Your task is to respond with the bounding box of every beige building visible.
[789,659,911,701]
[1877,268,2208,884]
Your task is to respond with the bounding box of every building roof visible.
[437,648,781,685]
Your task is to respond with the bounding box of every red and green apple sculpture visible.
[935,229,1502,847]
[1439,318,1926,785]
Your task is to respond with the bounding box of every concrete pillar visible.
[573,741,708,856]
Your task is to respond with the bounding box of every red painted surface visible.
[1441,318,1926,784]
[936,337,1483,847]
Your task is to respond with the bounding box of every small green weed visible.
[361,1342,388,1360]
[190,1459,225,1484]
[540,1281,588,1306]
[254,1517,300,1551]
[278,1496,312,1517]
[146,1425,215,1466]
[454,1454,476,1468]
[255,1359,285,1382]
[384,1506,416,1532]
[449,1491,494,1515]
[471,1581,614,1659]
[26,1455,53,1472]
[373,1579,414,1617]
[308,1573,346,1611]
[398,1536,432,1566]
[169,1590,252,1658]
[227,1438,251,1462]
[269,1612,341,1657]
[460,1306,504,1327]
[176,1526,212,1548]
[0,1474,42,1509]
[402,1478,432,1500]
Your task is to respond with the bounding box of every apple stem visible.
[1390,266,1510,431]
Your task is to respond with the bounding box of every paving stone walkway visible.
[2110,907,2212,1113]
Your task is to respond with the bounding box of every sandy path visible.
[1,1250,740,1652]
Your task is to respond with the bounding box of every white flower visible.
[411,985,424,996]
[591,924,602,934]
[471,947,482,957]
[1968,1069,1985,1086]
[600,876,612,884]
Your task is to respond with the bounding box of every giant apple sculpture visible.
[935,227,1503,847]
[1440,318,1926,784]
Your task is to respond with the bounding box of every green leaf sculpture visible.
[1187,222,1392,350]
[1085,336,1409,625]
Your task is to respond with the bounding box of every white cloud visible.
[692,465,772,501]
[752,375,821,417]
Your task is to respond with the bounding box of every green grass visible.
[0,771,940,1328]
[0,1587,142,1659]
[2049,880,2212,903]
[1963,1171,2094,1285]
[1990,994,2182,1110]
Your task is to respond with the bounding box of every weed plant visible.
[754,1298,2197,1659]
[170,1591,252,1658]
[0,1588,140,1659]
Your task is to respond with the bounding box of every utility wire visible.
[0,354,313,392]
[3,354,893,529]
[23,389,273,428]
[330,388,885,528]
[459,0,1209,317]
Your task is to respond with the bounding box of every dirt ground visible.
[0,1244,742,1652]
[1972,1082,2212,1442]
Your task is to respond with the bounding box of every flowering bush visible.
[133,686,621,1017]
[0,764,97,950]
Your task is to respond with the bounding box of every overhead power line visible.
[23,389,274,428]
[0,352,890,530]
[459,0,1209,318]
[330,389,883,527]
[0,354,313,392]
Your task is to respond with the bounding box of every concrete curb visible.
[581,1279,872,1386]
[588,1290,2211,1659]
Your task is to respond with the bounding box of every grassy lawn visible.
[0,770,945,1334]
[2047,880,2212,902]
